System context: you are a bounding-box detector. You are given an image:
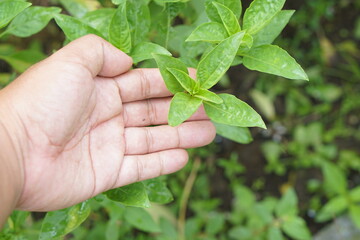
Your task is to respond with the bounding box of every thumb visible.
[51,34,133,77]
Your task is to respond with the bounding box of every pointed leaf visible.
[186,22,228,43]
[275,188,298,217]
[267,226,285,240]
[213,2,241,35]
[0,49,46,73]
[252,10,295,47]
[167,68,197,94]
[214,122,253,144]
[205,0,242,22]
[104,182,151,208]
[126,0,151,46]
[59,0,99,18]
[237,33,253,54]
[204,93,266,128]
[124,207,161,233]
[54,14,104,41]
[143,178,173,204]
[0,0,31,29]
[131,42,171,64]
[350,186,360,202]
[3,6,61,38]
[242,45,309,80]
[153,54,188,94]
[281,216,311,240]
[39,201,91,240]
[195,89,223,104]
[197,31,245,89]
[315,196,347,222]
[109,3,131,53]
[322,162,347,196]
[349,205,360,229]
[82,8,116,39]
[243,0,285,34]
[168,92,203,126]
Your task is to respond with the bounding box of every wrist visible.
[0,90,25,226]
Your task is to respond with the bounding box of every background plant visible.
[1,0,360,239]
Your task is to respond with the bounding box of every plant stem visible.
[177,157,201,240]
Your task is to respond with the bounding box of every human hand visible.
[0,35,215,213]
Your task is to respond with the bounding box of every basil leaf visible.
[213,122,253,144]
[195,89,223,104]
[186,22,228,43]
[59,0,99,18]
[54,14,104,41]
[0,49,46,73]
[143,178,173,204]
[275,188,298,217]
[205,0,242,22]
[212,2,241,36]
[109,2,132,53]
[127,0,151,47]
[82,8,116,40]
[204,93,266,128]
[167,68,197,94]
[112,0,126,4]
[281,216,311,240]
[131,42,171,64]
[243,0,285,34]
[242,45,309,80]
[153,54,188,94]
[168,92,203,127]
[315,196,347,222]
[39,201,91,240]
[105,182,151,208]
[2,6,61,38]
[237,33,253,54]
[124,207,161,233]
[253,10,295,47]
[322,162,347,196]
[197,31,245,89]
[0,0,31,29]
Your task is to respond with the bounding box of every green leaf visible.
[205,0,242,22]
[167,68,197,94]
[59,0,99,18]
[242,45,309,80]
[0,0,31,29]
[153,54,188,94]
[214,122,253,144]
[349,205,360,229]
[39,201,91,240]
[194,89,223,104]
[2,6,61,38]
[168,92,203,126]
[186,22,228,43]
[243,0,285,34]
[267,226,285,240]
[322,162,347,196]
[54,14,103,41]
[0,49,46,73]
[131,42,171,64]
[143,178,174,204]
[197,31,245,89]
[237,33,253,54]
[82,8,116,40]
[104,182,151,208]
[281,216,311,240]
[315,196,348,222]
[275,188,298,217]
[112,0,126,4]
[212,2,241,36]
[124,207,161,233]
[109,3,131,53]
[350,186,360,202]
[126,0,151,47]
[252,10,295,47]
[204,93,266,128]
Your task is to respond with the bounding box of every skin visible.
[0,35,215,226]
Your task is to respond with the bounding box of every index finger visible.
[115,68,172,103]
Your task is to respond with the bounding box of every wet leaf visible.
[204,93,266,128]
[242,45,309,80]
[197,32,244,89]
[39,201,91,240]
[186,22,228,43]
[105,182,151,208]
[168,92,203,126]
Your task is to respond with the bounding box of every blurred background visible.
[1,0,360,239]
